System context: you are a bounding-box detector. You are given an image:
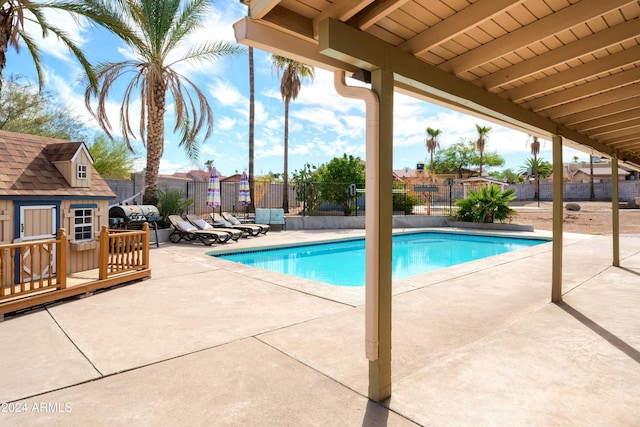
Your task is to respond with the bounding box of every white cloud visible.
[216,116,236,130]
[208,79,246,107]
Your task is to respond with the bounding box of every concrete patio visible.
[1,228,638,426]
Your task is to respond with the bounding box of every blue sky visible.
[5,0,589,178]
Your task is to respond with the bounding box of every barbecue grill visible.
[109,204,162,247]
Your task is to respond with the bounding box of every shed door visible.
[19,205,57,280]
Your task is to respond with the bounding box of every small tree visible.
[318,154,365,216]
[0,75,87,139]
[456,185,516,223]
[434,139,504,177]
[88,135,137,179]
[291,163,322,215]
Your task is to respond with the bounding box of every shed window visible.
[77,164,88,179]
[74,209,94,241]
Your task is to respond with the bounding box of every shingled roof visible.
[0,130,116,198]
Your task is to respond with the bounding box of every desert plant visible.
[157,186,194,227]
[455,185,516,223]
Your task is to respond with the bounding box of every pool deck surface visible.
[1,227,639,426]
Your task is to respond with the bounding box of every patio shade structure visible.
[206,167,221,210]
[239,171,251,207]
[234,0,639,402]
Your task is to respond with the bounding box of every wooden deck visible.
[1,225,151,319]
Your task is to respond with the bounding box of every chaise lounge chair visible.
[185,214,246,241]
[222,212,270,235]
[210,213,262,237]
[167,215,232,245]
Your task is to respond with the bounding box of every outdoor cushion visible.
[177,221,197,232]
[193,219,211,229]
[214,218,233,227]
[255,208,270,224]
[269,209,286,225]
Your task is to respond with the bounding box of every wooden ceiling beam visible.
[346,0,410,31]
[559,97,640,126]
[478,18,640,90]
[523,67,640,112]
[590,125,640,140]
[506,45,640,102]
[312,0,374,39]
[318,17,620,160]
[443,0,636,75]
[398,0,525,55]
[262,5,314,40]
[247,0,280,19]
[233,17,358,72]
[607,136,640,147]
[544,84,640,120]
[575,107,640,132]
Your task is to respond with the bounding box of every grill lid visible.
[109,205,161,222]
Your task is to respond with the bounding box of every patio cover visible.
[234,0,639,401]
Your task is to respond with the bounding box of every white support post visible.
[612,158,620,266]
[551,135,563,302]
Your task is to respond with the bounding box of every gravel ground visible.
[510,201,640,234]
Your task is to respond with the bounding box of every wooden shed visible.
[0,130,116,278]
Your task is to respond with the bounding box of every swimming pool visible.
[211,232,547,287]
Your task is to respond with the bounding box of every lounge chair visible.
[210,213,262,237]
[167,215,232,245]
[185,214,246,241]
[222,212,270,235]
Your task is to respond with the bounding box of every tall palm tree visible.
[0,0,106,94]
[475,124,492,177]
[529,135,541,201]
[425,127,441,177]
[271,55,314,213]
[248,46,255,212]
[83,0,242,206]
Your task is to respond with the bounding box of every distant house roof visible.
[172,170,210,181]
[456,177,506,186]
[575,168,629,177]
[222,173,242,182]
[0,130,115,198]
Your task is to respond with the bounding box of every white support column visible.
[612,158,620,267]
[551,135,563,303]
[367,66,394,402]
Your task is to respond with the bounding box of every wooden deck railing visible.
[99,223,150,279]
[1,224,151,318]
[1,230,67,301]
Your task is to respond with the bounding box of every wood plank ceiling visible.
[236,0,640,168]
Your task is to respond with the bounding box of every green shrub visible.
[455,185,516,223]
[157,186,194,228]
[393,193,422,215]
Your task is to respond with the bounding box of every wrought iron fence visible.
[186,180,465,218]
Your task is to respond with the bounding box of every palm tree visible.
[248,46,255,212]
[519,157,552,178]
[529,135,540,201]
[83,0,242,206]
[425,127,441,177]
[475,124,492,177]
[0,0,106,94]
[271,55,314,213]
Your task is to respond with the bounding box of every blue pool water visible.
[212,232,547,287]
